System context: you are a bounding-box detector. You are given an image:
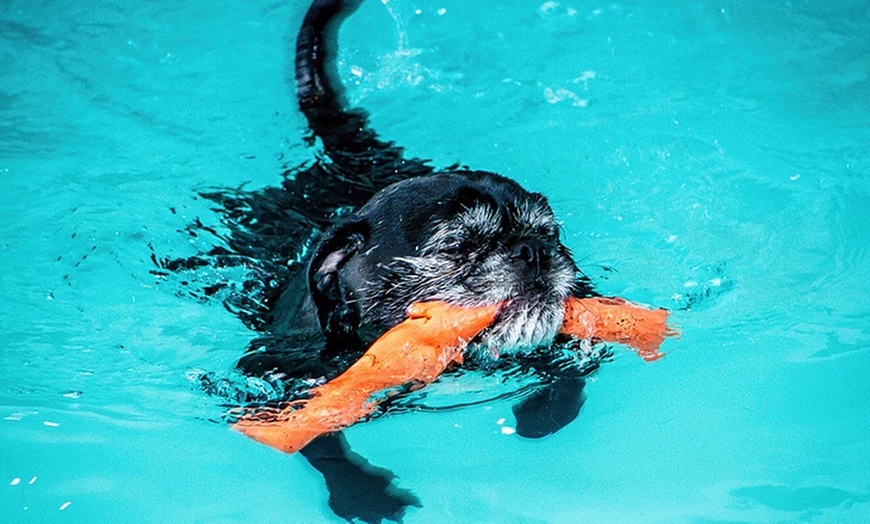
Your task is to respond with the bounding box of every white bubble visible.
[579,70,596,82]
[540,1,558,14]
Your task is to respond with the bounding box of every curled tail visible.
[294,0,433,191]
[296,0,362,123]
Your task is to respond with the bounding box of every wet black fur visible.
[157,1,603,522]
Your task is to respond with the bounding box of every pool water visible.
[2,0,869,522]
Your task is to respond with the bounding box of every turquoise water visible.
[2,0,869,522]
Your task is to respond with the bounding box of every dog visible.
[157,0,603,522]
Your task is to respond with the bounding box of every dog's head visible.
[308,170,581,353]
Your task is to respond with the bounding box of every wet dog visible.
[158,0,601,522]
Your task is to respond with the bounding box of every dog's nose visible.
[512,239,546,273]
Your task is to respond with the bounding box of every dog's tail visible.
[295,0,432,185]
[296,0,362,126]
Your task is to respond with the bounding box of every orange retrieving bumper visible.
[233,296,677,454]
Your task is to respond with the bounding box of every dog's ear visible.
[308,219,369,345]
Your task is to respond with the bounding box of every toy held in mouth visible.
[233,296,677,454]
[233,301,501,454]
[561,296,677,362]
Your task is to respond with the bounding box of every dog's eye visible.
[442,239,469,255]
[439,236,479,258]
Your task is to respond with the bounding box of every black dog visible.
[157,1,604,522]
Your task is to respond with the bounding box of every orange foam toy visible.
[560,296,678,362]
[233,301,501,454]
[234,296,676,454]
